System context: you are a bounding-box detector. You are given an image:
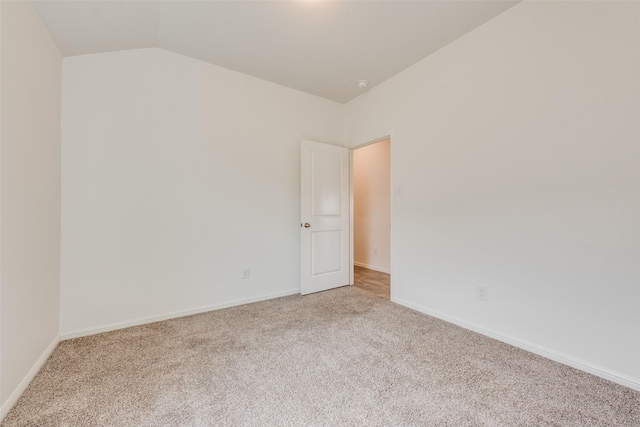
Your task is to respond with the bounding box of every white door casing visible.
[301,140,350,295]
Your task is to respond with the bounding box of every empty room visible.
[1,0,639,425]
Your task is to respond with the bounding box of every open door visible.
[301,140,350,295]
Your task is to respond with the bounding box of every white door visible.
[301,140,350,295]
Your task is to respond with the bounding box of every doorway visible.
[351,137,392,299]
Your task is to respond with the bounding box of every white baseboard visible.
[392,297,640,392]
[354,261,390,274]
[60,288,300,340]
[0,335,60,422]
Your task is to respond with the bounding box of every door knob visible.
[303,223,311,228]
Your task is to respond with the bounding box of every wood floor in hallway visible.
[353,265,390,299]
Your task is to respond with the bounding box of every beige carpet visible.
[2,286,639,426]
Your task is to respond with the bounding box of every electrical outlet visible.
[242,267,250,279]
[374,247,379,255]
[477,286,488,301]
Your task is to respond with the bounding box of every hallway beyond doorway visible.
[353,266,390,299]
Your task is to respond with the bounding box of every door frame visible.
[349,129,395,301]
[300,140,351,295]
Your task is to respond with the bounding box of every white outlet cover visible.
[477,286,488,301]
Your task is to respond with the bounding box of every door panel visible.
[312,230,342,275]
[312,151,342,216]
[301,140,350,295]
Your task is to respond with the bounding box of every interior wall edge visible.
[353,261,390,275]
[393,297,640,392]
[0,335,60,423]
[60,288,300,340]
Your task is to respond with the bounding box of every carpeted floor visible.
[2,286,639,426]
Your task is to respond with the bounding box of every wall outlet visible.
[477,286,488,301]
[242,267,250,279]
[374,247,379,255]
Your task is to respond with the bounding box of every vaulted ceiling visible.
[33,1,519,103]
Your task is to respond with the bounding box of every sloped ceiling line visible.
[33,1,519,103]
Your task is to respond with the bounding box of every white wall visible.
[0,0,62,413]
[61,48,344,335]
[345,1,640,387]
[13,0,638,400]
[353,138,390,273]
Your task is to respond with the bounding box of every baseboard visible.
[60,288,300,340]
[0,334,60,422]
[354,261,390,274]
[392,297,640,392]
